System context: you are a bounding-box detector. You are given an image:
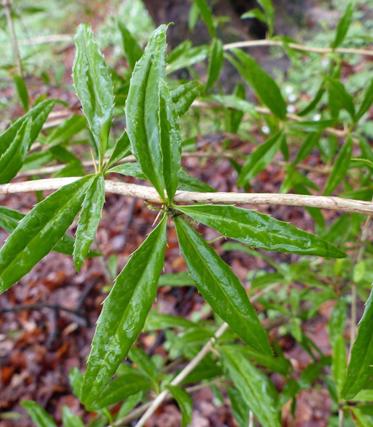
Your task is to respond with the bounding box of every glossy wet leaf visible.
[0,206,82,257]
[228,49,286,119]
[21,401,56,427]
[0,176,92,294]
[46,115,86,146]
[324,137,352,195]
[174,216,271,354]
[107,130,131,167]
[81,216,167,407]
[0,119,31,184]
[73,24,114,161]
[177,204,345,257]
[238,131,283,186]
[331,2,354,48]
[171,80,202,116]
[220,345,281,427]
[167,385,193,427]
[126,25,180,200]
[206,38,223,90]
[0,99,55,157]
[342,288,373,399]
[118,21,143,70]
[73,174,105,271]
[167,44,208,74]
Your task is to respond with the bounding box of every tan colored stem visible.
[1,178,373,215]
[223,39,373,57]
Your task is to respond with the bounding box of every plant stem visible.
[223,39,373,57]
[3,0,23,77]
[1,178,373,215]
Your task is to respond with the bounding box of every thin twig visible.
[1,177,373,215]
[2,0,23,76]
[132,285,278,427]
[223,39,373,57]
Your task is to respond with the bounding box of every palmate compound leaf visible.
[73,24,114,163]
[125,25,181,202]
[174,216,271,355]
[81,215,167,408]
[176,204,345,258]
[0,176,93,294]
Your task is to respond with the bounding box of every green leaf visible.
[228,387,250,427]
[118,21,143,70]
[126,25,181,200]
[90,371,151,409]
[228,49,287,119]
[0,206,83,257]
[0,99,55,157]
[0,177,93,294]
[342,287,373,399]
[73,24,114,162]
[356,79,373,122]
[145,311,195,330]
[194,0,216,38]
[293,132,320,165]
[324,137,352,195]
[81,216,167,407]
[178,169,216,192]
[220,345,281,427]
[257,0,275,34]
[13,74,29,111]
[0,119,31,184]
[331,2,354,48]
[238,131,282,186]
[326,78,355,119]
[328,300,347,397]
[107,130,131,167]
[298,84,325,116]
[167,44,208,74]
[171,80,203,116]
[129,348,159,388]
[61,407,84,427]
[174,216,271,354]
[206,38,223,90]
[73,174,105,271]
[176,204,345,258]
[46,115,86,146]
[21,401,56,427]
[241,8,267,25]
[159,81,182,200]
[167,385,193,427]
